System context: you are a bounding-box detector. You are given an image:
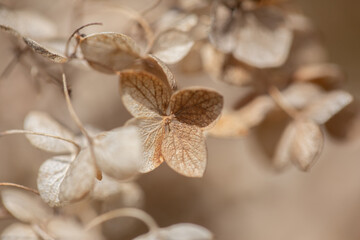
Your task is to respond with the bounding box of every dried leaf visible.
[151,29,194,64]
[290,119,324,171]
[37,155,72,207]
[134,223,213,240]
[23,37,68,63]
[127,118,165,173]
[155,10,198,33]
[24,111,77,154]
[304,90,353,124]
[120,70,172,118]
[59,150,96,203]
[1,223,40,240]
[281,83,324,109]
[80,32,142,74]
[162,121,206,177]
[93,126,142,180]
[1,189,53,224]
[170,88,223,128]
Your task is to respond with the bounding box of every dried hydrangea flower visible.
[120,70,223,177]
[0,189,104,240]
[209,0,293,68]
[20,110,143,206]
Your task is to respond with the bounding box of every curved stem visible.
[85,208,159,233]
[268,86,299,120]
[65,22,103,58]
[0,129,81,153]
[62,73,102,180]
[141,0,162,16]
[31,224,56,240]
[0,183,39,195]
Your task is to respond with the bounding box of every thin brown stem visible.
[0,129,81,153]
[62,73,102,180]
[268,86,299,120]
[85,208,159,233]
[0,183,39,195]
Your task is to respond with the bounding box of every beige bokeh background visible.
[0,0,359,239]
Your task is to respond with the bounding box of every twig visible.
[0,183,39,195]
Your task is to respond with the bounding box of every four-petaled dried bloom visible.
[120,70,223,177]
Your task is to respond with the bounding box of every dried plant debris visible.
[209,0,293,68]
[76,28,193,74]
[120,70,223,177]
[134,223,213,240]
[23,111,142,206]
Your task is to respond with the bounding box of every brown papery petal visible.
[120,70,172,118]
[1,189,53,224]
[1,223,40,240]
[80,32,141,74]
[170,88,224,128]
[303,90,353,124]
[93,126,142,180]
[59,150,96,203]
[127,118,165,173]
[162,121,206,177]
[23,37,68,63]
[37,155,72,207]
[290,119,324,171]
[140,55,177,90]
[151,29,194,64]
[134,223,213,240]
[24,111,77,154]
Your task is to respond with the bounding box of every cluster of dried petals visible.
[209,0,293,68]
[0,189,103,240]
[23,111,142,207]
[120,70,223,177]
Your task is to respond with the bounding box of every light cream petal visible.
[170,88,224,128]
[151,29,194,64]
[1,223,40,240]
[93,126,142,180]
[273,123,296,170]
[80,32,141,74]
[37,155,72,207]
[134,223,213,240]
[120,70,172,118]
[128,118,165,173]
[59,150,96,203]
[290,119,324,171]
[303,90,353,124]
[162,121,206,177]
[1,189,53,224]
[24,111,77,153]
[233,7,293,68]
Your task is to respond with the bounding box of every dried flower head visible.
[120,70,223,177]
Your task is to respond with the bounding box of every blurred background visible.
[0,0,359,239]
